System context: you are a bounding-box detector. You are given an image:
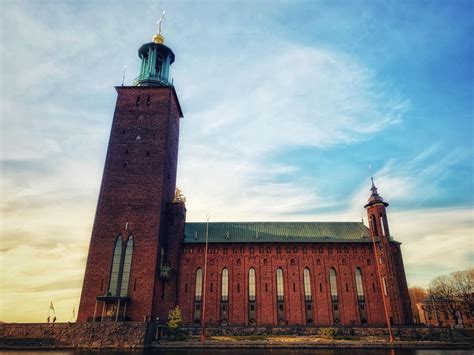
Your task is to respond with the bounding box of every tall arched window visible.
[379,214,385,236]
[195,268,203,301]
[249,268,256,301]
[329,268,338,300]
[276,268,284,301]
[109,237,122,295]
[221,268,229,301]
[120,236,134,296]
[371,215,378,236]
[382,277,388,295]
[303,268,312,301]
[355,267,364,299]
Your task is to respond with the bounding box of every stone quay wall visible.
[0,322,455,349]
[178,325,453,341]
[0,322,154,349]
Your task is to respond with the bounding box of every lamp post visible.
[200,215,210,343]
[369,231,395,343]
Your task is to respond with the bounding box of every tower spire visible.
[153,10,166,44]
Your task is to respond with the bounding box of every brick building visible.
[77,31,413,327]
[417,298,473,328]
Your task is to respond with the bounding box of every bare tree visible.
[452,268,473,314]
[429,274,459,324]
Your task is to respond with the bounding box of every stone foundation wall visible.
[0,322,154,349]
[178,325,453,341]
[0,323,454,349]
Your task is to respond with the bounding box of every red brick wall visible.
[78,86,182,322]
[176,242,410,326]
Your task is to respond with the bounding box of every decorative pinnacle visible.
[153,10,166,44]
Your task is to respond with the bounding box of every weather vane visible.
[156,10,166,35]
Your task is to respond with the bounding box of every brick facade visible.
[77,38,413,328]
[177,241,411,326]
[77,86,183,323]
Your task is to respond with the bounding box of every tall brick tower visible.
[77,28,185,322]
[365,178,413,326]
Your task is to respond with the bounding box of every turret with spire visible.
[364,176,390,238]
[134,11,175,87]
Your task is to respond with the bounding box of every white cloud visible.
[178,44,407,221]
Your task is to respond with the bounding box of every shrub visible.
[319,327,339,338]
[167,305,183,330]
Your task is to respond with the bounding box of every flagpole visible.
[200,215,210,343]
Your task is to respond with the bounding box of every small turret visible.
[364,177,390,238]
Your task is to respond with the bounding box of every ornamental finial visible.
[153,10,166,44]
[173,187,186,204]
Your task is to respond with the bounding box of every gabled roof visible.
[183,222,372,244]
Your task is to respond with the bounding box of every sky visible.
[0,0,472,323]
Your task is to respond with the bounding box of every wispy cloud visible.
[0,0,472,323]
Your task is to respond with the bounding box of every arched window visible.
[303,268,312,301]
[195,268,203,301]
[120,236,134,296]
[109,237,122,295]
[371,215,378,236]
[316,258,321,266]
[379,214,385,236]
[382,277,388,295]
[342,258,347,266]
[221,268,229,301]
[355,267,364,299]
[276,268,284,301]
[290,259,295,266]
[367,258,372,266]
[249,268,256,301]
[263,258,268,266]
[329,268,338,300]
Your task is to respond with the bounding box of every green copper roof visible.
[184,222,372,244]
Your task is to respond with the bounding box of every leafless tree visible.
[429,274,459,324]
[452,268,473,314]
[429,267,474,325]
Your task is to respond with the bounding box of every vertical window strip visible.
[221,268,229,301]
[355,268,364,299]
[303,268,312,301]
[329,268,338,300]
[276,268,284,301]
[120,237,134,297]
[382,277,388,296]
[195,268,203,301]
[249,268,256,301]
[109,238,122,296]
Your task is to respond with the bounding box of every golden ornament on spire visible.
[154,10,166,44]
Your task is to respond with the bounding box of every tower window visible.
[146,95,151,105]
[120,236,134,296]
[382,277,388,295]
[136,96,140,106]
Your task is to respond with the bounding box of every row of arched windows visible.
[193,266,367,302]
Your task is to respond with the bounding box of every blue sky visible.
[1,0,472,322]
